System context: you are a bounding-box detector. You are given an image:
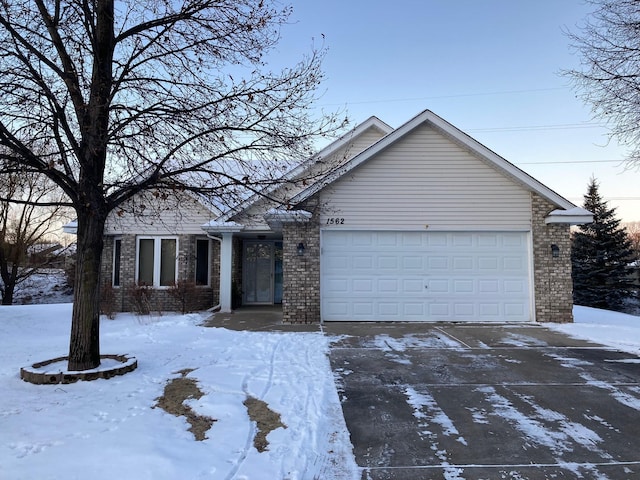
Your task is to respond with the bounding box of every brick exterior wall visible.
[100,234,219,313]
[282,221,320,323]
[531,193,574,323]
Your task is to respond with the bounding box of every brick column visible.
[282,221,320,323]
[531,194,573,323]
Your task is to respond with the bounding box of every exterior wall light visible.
[297,242,305,256]
[551,244,560,258]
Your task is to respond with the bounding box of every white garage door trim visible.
[321,230,532,322]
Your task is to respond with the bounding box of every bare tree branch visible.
[564,0,640,166]
[0,0,345,370]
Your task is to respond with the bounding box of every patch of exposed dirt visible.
[154,368,215,441]
[243,396,287,452]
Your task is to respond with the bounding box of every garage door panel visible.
[504,279,526,293]
[504,256,526,271]
[479,303,500,316]
[353,303,373,315]
[325,278,348,292]
[352,256,373,269]
[325,255,350,270]
[377,256,398,270]
[479,279,499,293]
[453,257,474,270]
[453,280,475,293]
[321,231,531,322]
[478,256,499,270]
[402,278,424,293]
[403,303,425,316]
[352,279,374,293]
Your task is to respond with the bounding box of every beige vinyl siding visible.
[105,193,217,235]
[318,123,532,230]
[234,125,388,227]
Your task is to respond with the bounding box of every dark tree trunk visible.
[1,285,14,305]
[0,258,18,305]
[66,0,114,371]
[68,210,107,371]
[2,283,15,305]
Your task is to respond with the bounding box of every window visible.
[195,238,210,286]
[136,237,177,287]
[112,238,122,287]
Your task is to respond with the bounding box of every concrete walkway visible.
[324,322,640,479]
[203,306,320,332]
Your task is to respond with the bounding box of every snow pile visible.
[0,305,358,480]
[549,306,640,355]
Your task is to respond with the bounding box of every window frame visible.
[135,236,179,288]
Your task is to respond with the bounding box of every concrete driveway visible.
[324,323,640,480]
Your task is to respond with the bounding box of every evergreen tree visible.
[571,178,635,310]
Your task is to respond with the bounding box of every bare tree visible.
[0,170,71,305]
[564,0,640,165]
[0,1,344,370]
[625,221,640,262]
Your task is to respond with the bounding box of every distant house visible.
[95,109,592,322]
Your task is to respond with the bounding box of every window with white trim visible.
[136,237,178,287]
[195,238,210,286]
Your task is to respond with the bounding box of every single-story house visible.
[94,109,592,322]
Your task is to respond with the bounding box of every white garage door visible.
[321,231,531,322]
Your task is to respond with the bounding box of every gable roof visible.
[288,109,582,213]
[216,116,393,223]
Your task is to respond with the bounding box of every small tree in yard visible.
[0,168,71,305]
[0,1,344,370]
[571,178,635,310]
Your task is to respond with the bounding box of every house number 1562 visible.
[326,217,345,225]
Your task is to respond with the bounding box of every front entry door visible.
[243,241,278,304]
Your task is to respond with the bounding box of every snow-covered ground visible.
[548,306,640,356]
[5,269,74,305]
[0,295,638,479]
[0,305,358,480]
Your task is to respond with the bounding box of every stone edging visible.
[20,354,138,385]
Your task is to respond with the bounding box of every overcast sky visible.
[271,0,639,222]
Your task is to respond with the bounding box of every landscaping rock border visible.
[20,354,137,385]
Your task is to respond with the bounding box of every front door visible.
[243,241,283,304]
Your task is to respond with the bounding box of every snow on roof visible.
[545,207,593,225]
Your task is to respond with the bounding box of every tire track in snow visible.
[477,385,611,479]
[546,351,640,411]
[403,385,466,480]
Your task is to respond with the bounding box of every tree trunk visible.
[68,211,106,371]
[1,285,14,305]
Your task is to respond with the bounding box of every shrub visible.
[168,280,198,314]
[128,283,154,315]
[100,283,117,319]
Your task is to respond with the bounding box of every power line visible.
[519,159,626,165]
[321,87,568,107]
[567,197,640,201]
[468,122,608,133]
